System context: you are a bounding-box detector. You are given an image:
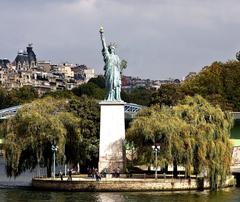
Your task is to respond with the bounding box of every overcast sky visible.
[0,0,240,80]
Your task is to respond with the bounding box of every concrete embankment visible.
[32,176,235,191]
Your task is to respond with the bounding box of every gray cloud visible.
[0,0,239,79]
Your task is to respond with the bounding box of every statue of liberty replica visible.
[99,26,126,101]
[98,26,126,174]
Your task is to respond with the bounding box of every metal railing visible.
[0,103,142,120]
[124,103,142,119]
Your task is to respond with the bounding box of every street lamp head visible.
[152,145,160,151]
[51,145,58,151]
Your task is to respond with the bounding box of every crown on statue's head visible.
[108,42,117,49]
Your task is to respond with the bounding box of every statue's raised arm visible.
[99,26,107,52]
[99,26,123,102]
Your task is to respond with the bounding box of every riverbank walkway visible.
[32,174,235,192]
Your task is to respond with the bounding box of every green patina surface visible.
[99,26,123,102]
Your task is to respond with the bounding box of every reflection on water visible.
[1,156,240,202]
[96,193,126,202]
[0,188,240,202]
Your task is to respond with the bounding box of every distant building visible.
[84,68,95,82]
[37,60,51,72]
[57,63,74,78]
[2,69,21,89]
[19,71,32,87]
[122,75,181,92]
[0,44,96,94]
[0,70,6,84]
[72,64,95,82]
[13,44,37,71]
[150,78,180,90]
[0,59,10,69]
[122,76,131,86]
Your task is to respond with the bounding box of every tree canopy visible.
[181,60,240,111]
[0,86,38,109]
[148,60,240,112]
[122,87,154,106]
[127,95,233,190]
[67,96,100,167]
[43,89,75,99]
[150,83,184,107]
[72,82,105,100]
[3,97,81,177]
[3,95,101,177]
[88,75,105,89]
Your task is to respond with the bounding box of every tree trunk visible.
[161,163,168,173]
[210,171,218,191]
[164,163,168,173]
[173,160,178,178]
[47,158,52,177]
[148,165,151,172]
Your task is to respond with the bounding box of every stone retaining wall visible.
[32,176,235,191]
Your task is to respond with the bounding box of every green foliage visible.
[122,87,154,106]
[182,62,224,96]
[43,89,74,99]
[68,96,100,166]
[3,97,81,177]
[150,83,185,107]
[7,86,38,106]
[0,87,9,109]
[222,61,240,110]
[0,86,38,109]
[2,90,101,177]
[127,95,233,190]
[72,82,105,100]
[88,75,105,89]
[181,60,240,111]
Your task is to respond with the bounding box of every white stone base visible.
[98,101,126,173]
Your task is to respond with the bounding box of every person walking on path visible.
[68,169,72,181]
[59,170,63,181]
[96,169,101,181]
[116,167,120,178]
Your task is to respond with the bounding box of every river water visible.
[1,157,240,202]
[1,188,240,202]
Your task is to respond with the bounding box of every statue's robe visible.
[102,49,121,101]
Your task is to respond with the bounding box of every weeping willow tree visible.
[3,97,82,177]
[174,95,233,190]
[126,95,233,190]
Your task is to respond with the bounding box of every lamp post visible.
[152,145,160,180]
[51,144,58,179]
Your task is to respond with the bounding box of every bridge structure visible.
[124,103,142,119]
[0,106,21,120]
[0,103,142,120]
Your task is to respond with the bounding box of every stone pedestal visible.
[98,101,126,173]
